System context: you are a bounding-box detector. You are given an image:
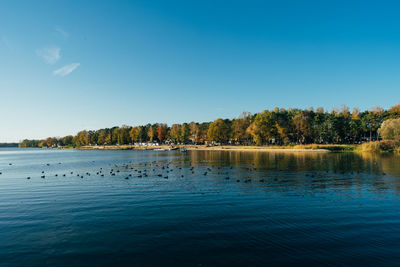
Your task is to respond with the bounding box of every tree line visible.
[19,102,400,148]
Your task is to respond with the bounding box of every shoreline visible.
[40,142,399,153]
[25,143,400,153]
[55,144,353,152]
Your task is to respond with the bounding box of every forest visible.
[18,102,400,148]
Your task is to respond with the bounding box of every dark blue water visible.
[1,148,400,266]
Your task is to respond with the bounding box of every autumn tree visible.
[198,123,210,143]
[97,129,108,145]
[292,110,313,144]
[231,112,252,144]
[388,101,400,119]
[189,122,200,144]
[246,110,278,145]
[208,119,230,143]
[147,125,155,142]
[73,131,89,146]
[130,126,144,143]
[169,124,181,143]
[156,124,168,143]
[45,137,58,147]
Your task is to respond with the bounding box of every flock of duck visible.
[0,160,269,184]
[2,160,380,184]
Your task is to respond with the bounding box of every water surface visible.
[1,148,400,266]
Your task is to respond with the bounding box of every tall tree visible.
[247,110,278,145]
[231,112,252,144]
[292,111,313,144]
[180,123,189,143]
[208,119,230,143]
[130,126,144,143]
[74,131,89,146]
[169,124,181,143]
[147,125,155,142]
[189,122,200,144]
[156,124,168,143]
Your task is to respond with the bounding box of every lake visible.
[1,148,400,266]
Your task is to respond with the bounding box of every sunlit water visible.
[1,148,400,266]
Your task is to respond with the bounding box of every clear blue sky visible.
[1,0,400,142]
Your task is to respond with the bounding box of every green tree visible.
[378,118,400,141]
[180,123,189,143]
[350,108,362,143]
[273,108,291,145]
[61,135,74,146]
[119,125,131,144]
[97,129,107,145]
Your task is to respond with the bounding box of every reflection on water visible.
[187,150,400,194]
[1,148,400,266]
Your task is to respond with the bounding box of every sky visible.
[1,0,400,142]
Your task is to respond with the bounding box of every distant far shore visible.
[0,143,18,148]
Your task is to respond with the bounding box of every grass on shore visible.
[289,144,358,151]
[358,140,400,153]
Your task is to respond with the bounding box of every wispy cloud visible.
[55,26,69,39]
[53,63,80,76]
[36,46,61,65]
